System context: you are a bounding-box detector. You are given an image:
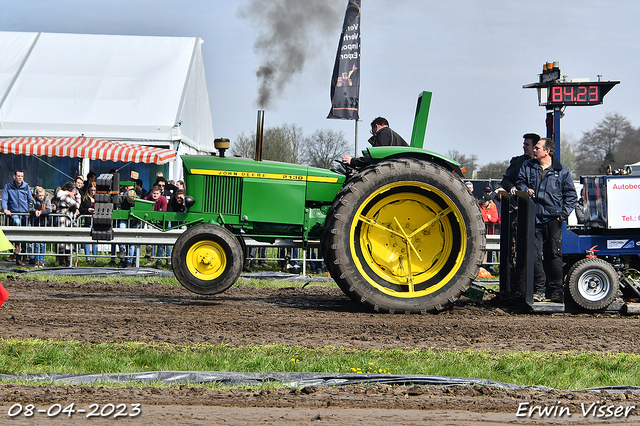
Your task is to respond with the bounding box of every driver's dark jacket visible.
[350,127,408,168]
[515,155,577,224]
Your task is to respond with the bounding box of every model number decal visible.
[190,169,338,183]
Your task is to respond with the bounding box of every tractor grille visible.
[202,175,242,215]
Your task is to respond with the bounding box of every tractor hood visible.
[181,155,344,185]
[180,155,346,206]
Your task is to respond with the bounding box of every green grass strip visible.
[0,272,181,287]
[1,339,640,390]
[0,273,334,289]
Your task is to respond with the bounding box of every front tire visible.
[567,258,619,311]
[323,159,485,313]
[172,224,243,295]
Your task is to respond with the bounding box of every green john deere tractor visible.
[94,92,485,313]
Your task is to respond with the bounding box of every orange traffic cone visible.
[477,267,493,278]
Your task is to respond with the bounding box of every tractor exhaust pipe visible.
[255,110,264,161]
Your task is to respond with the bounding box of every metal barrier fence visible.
[1,212,501,273]
[484,223,500,267]
[0,212,179,268]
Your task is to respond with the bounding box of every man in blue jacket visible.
[516,138,577,303]
[2,170,32,266]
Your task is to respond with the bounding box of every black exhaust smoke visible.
[238,0,341,109]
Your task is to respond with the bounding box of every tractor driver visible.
[342,117,408,169]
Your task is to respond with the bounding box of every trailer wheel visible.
[567,258,619,311]
[172,224,243,295]
[323,158,484,313]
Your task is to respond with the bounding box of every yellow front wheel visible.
[172,224,243,295]
[186,240,229,281]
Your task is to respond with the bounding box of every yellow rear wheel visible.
[351,182,466,297]
[323,159,484,313]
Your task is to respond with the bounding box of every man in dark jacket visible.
[516,138,577,303]
[343,117,408,168]
[2,170,32,265]
[502,133,539,195]
[167,189,187,213]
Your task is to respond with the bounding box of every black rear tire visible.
[172,224,243,295]
[323,158,485,313]
[567,258,619,311]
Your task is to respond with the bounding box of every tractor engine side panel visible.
[241,178,306,225]
[305,168,345,204]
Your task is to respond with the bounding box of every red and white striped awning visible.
[0,137,176,165]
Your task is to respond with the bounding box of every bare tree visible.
[574,113,633,175]
[612,127,640,171]
[560,133,577,173]
[476,160,509,180]
[304,129,350,169]
[447,150,479,177]
[229,124,305,164]
[286,124,305,165]
[229,132,255,158]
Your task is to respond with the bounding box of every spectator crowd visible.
[1,169,186,268]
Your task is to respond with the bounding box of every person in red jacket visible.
[479,194,499,266]
[479,195,498,235]
[144,185,167,211]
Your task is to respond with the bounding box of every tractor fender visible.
[366,146,465,176]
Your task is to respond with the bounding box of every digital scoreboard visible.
[523,63,619,107]
[546,82,618,106]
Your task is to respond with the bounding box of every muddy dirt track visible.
[2,275,640,425]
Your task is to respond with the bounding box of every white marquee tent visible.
[0,31,214,182]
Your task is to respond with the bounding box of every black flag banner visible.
[327,0,361,120]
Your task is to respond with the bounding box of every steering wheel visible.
[333,159,355,175]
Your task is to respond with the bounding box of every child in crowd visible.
[29,186,51,268]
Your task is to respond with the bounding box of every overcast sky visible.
[1,0,639,166]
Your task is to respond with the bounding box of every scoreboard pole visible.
[552,108,561,161]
